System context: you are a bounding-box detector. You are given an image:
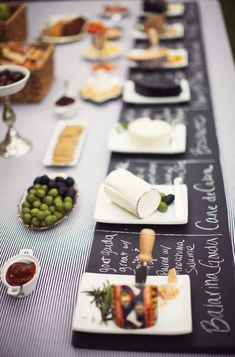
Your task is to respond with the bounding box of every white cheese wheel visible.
[104,168,161,218]
[128,117,172,148]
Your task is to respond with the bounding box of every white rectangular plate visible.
[38,14,87,44]
[43,120,87,167]
[123,79,191,105]
[108,123,186,154]
[128,48,188,70]
[94,183,188,224]
[72,272,192,335]
[133,23,184,41]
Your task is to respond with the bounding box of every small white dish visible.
[38,14,87,44]
[0,64,30,97]
[43,120,87,167]
[54,98,78,118]
[128,48,188,70]
[1,249,40,298]
[123,79,191,105]
[72,272,192,335]
[82,42,122,61]
[94,182,188,224]
[133,23,184,41]
[108,122,186,154]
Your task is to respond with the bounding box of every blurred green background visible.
[219,0,235,60]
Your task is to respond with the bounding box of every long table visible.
[1,1,235,356]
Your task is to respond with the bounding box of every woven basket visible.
[0,4,27,42]
[0,42,55,102]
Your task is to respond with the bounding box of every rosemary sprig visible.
[84,281,112,323]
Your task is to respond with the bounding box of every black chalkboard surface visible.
[72,2,235,352]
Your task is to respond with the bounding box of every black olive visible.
[65,177,75,187]
[33,176,42,185]
[55,176,66,183]
[40,175,50,184]
[67,187,76,198]
[162,194,175,206]
[58,185,68,198]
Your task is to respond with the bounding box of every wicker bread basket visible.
[0,4,27,42]
[0,42,55,102]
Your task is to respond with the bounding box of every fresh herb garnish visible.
[84,281,112,323]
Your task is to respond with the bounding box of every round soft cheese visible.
[128,117,172,148]
[134,75,182,97]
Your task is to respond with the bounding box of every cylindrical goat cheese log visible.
[104,168,161,218]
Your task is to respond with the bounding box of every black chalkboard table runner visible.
[72,2,235,352]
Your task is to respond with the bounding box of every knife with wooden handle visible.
[135,228,156,284]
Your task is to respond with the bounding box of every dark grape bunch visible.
[20,175,77,228]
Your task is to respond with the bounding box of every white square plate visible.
[133,23,184,41]
[94,183,188,224]
[128,48,188,70]
[43,120,87,167]
[123,79,191,105]
[108,123,186,154]
[72,272,192,335]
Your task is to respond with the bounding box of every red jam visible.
[6,261,36,286]
[55,96,75,106]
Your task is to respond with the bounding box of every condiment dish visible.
[1,249,40,298]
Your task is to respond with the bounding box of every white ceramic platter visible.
[72,272,192,335]
[38,14,87,44]
[128,48,188,70]
[43,120,87,167]
[133,23,184,41]
[108,123,186,154]
[94,183,188,224]
[123,79,191,105]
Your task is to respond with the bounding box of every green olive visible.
[31,217,40,227]
[22,213,31,224]
[40,203,49,211]
[36,189,46,199]
[64,196,72,203]
[31,208,40,216]
[36,211,46,221]
[43,195,54,206]
[45,215,56,226]
[33,200,41,209]
[22,207,30,214]
[48,188,58,198]
[158,201,168,213]
[54,211,63,220]
[22,201,31,209]
[54,200,64,212]
[49,206,56,214]
[64,201,73,212]
[26,194,37,204]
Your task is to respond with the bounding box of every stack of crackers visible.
[52,125,83,165]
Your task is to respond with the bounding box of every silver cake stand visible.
[0,64,32,158]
